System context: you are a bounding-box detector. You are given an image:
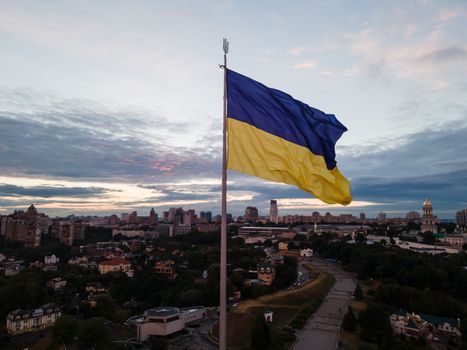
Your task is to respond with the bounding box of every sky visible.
[1,0,467,219]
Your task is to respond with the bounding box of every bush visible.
[342,306,357,331]
[251,315,271,349]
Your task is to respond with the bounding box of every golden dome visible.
[423,198,432,208]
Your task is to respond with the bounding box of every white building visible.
[421,199,438,233]
[390,309,461,339]
[6,304,61,336]
[300,248,313,258]
[137,306,206,342]
[44,254,59,265]
[440,234,464,246]
[396,241,459,255]
[174,225,191,235]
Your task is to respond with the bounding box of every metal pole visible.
[219,37,229,350]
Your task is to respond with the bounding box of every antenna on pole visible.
[219,37,229,350]
[223,38,229,54]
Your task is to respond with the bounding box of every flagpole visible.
[219,37,229,350]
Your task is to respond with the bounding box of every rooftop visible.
[99,258,131,266]
[145,307,180,318]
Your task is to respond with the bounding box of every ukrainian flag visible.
[227,69,352,205]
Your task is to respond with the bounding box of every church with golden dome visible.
[421,199,438,233]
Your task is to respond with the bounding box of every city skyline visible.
[1,1,467,218]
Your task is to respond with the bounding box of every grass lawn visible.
[215,263,335,349]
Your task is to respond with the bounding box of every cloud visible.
[292,61,317,70]
[0,89,220,182]
[419,46,467,63]
[0,184,108,198]
[438,8,462,22]
[339,121,467,215]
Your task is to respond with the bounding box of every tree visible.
[461,317,467,349]
[77,318,110,349]
[358,304,387,342]
[150,336,168,350]
[354,284,364,301]
[355,233,366,244]
[342,306,357,331]
[179,289,203,306]
[251,315,271,350]
[53,315,78,344]
[422,231,435,245]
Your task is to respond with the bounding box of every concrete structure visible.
[440,234,464,246]
[149,208,158,224]
[421,199,438,233]
[174,224,191,235]
[137,306,207,342]
[456,209,467,227]
[397,241,459,254]
[136,307,189,342]
[264,310,273,323]
[293,259,356,350]
[3,205,43,247]
[98,258,131,274]
[180,306,207,324]
[300,248,313,258]
[269,200,279,224]
[46,277,67,291]
[52,219,86,246]
[6,304,61,336]
[153,224,175,237]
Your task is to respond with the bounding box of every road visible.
[293,259,356,350]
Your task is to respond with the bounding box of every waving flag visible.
[227,69,352,205]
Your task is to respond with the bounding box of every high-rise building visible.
[121,213,129,223]
[200,211,213,222]
[52,219,86,246]
[128,211,138,224]
[0,215,7,236]
[3,205,43,247]
[109,214,119,226]
[149,208,157,224]
[456,209,467,227]
[359,212,366,221]
[269,200,278,224]
[244,207,258,224]
[421,199,438,233]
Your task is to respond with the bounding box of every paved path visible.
[293,259,356,350]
